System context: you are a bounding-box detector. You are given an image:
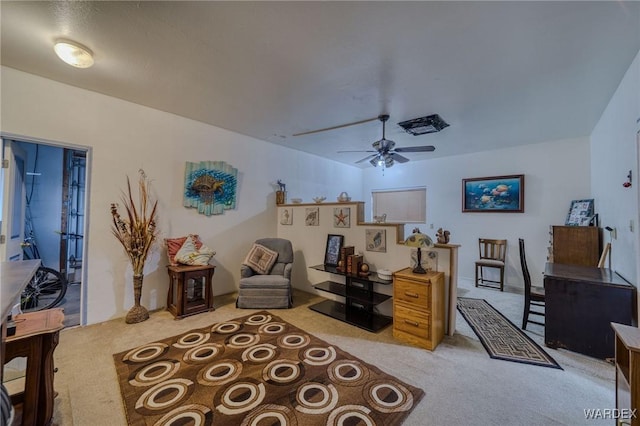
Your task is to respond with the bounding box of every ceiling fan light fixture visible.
[371,154,395,168]
[341,114,436,167]
[398,114,449,135]
[54,39,94,68]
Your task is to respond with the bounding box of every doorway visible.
[2,137,88,327]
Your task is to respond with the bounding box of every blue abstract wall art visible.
[183,161,238,216]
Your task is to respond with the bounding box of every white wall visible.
[591,49,640,287]
[362,138,592,289]
[1,67,363,325]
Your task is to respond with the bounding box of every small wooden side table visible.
[166,264,216,319]
[612,322,640,426]
[5,308,65,426]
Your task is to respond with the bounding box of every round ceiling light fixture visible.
[54,39,94,68]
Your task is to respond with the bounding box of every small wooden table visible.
[5,308,65,426]
[166,265,215,319]
[611,323,640,426]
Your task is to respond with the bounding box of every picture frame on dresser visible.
[324,234,344,267]
[564,199,594,226]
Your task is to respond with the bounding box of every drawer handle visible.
[404,291,420,298]
[404,319,420,327]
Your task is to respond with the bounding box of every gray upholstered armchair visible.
[237,238,293,308]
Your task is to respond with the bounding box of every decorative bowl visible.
[291,198,302,204]
[337,192,351,202]
[313,197,326,203]
[377,269,393,281]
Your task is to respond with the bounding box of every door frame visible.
[636,126,640,319]
[1,131,92,326]
[1,140,27,262]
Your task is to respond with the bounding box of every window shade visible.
[372,188,426,223]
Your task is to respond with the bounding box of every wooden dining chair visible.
[475,238,507,291]
[519,238,545,329]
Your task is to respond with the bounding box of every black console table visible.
[544,262,637,360]
[308,264,393,332]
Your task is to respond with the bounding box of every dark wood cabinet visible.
[550,225,601,266]
[544,263,636,359]
[166,265,215,319]
[308,264,392,332]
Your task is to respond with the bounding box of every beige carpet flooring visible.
[47,277,615,425]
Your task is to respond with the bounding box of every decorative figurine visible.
[359,262,370,277]
[373,213,387,223]
[276,179,286,205]
[436,228,451,244]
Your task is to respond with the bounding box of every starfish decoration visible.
[334,209,348,225]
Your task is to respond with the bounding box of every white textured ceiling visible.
[1,1,639,167]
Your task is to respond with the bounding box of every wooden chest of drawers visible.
[393,268,445,350]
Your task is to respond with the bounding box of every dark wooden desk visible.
[544,263,636,360]
[5,308,64,426]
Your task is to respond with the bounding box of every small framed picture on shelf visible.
[365,229,386,253]
[324,234,344,267]
[565,199,595,226]
[305,207,319,226]
[280,208,293,225]
[333,207,350,228]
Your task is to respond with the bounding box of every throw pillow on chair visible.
[243,243,279,274]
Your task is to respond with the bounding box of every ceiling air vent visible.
[397,114,449,135]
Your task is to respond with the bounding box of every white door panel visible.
[1,139,27,261]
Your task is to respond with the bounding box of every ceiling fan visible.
[337,115,435,168]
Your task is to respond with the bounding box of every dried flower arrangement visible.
[110,169,158,323]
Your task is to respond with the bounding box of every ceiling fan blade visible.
[394,145,435,153]
[356,154,378,164]
[389,153,410,163]
[337,150,377,153]
[292,117,378,137]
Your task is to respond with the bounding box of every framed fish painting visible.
[462,174,524,213]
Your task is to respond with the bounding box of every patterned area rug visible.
[457,298,562,369]
[113,311,424,425]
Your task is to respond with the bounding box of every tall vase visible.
[125,273,150,324]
